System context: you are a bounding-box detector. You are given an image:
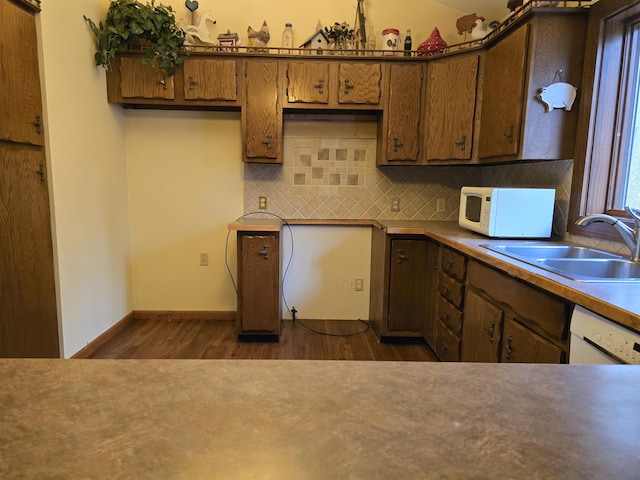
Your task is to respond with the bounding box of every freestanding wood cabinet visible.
[236,231,281,339]
[0,0,59,357]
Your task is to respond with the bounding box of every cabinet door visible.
[183,58,237,101]
[238,233,280,334]
[423,241,440,348]
[461,289,503,362]
[478,25,529,158]
[0,0,43,146]
[286,62,330,103]
[425,54,478,161]
[120,57,175,99]
[502,317,563,364]
[0,145,59,357]
[243,59,281,162]
[387,239,428,332]
[338,63,382,104]
[385,64,423,162]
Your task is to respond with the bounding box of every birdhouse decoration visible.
[217,30,239,51]
[417,27,448,57]
[299,29,331,54]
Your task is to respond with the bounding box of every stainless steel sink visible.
[538,258,640,281]
[484,244,622,260]
[481,243,640,282]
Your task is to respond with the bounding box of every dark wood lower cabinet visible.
[501,317,563,364]
[0,144,59,357]
[236,232,281,339]
[461,289,503,363]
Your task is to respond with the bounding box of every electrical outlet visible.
[258,196,267,210]
[199,253,209,266]
[354,277,364,291]
[391,198,400,212]
[436,198,446,213]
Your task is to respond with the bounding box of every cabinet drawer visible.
[438,272,464,309]
[435,320,461,362]
[467,260,569,343]
[437,295,463,335]
[440,247,466,281]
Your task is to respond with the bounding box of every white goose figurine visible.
[183,11,217,45]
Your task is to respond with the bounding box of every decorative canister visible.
[381,28,399,56]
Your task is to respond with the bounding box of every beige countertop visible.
[229,218,640,333]
[2,359,639,479]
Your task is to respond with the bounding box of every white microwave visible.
[458,187,555,238]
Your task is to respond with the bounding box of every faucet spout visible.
[575,208,640,262]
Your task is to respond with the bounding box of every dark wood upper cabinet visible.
[0,0,43,146]
[183,57,238,101]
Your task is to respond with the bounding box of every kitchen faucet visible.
[575,206,640,262]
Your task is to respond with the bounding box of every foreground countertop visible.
[1,359,639,479]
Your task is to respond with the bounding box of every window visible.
[569,0,640,239]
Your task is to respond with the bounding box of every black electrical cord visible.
[294,318,370,337]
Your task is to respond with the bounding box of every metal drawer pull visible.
[343,79,354,94]
[454,135,466,150]
[504,126,514,143]
[396,249,407,264]
[313,79,324,94]
[262,135,272,149]
[259,246,269,259]
[484,321,496,343]
[505,335,513,360]
[393,138,403,152]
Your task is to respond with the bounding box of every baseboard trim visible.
[71,311,237,358]
[133,310,237,321]
[71,311,135,359]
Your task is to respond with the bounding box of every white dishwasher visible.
[570,305,640,364]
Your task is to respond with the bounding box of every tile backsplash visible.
[244,116,480,221]
[244,115,626,252]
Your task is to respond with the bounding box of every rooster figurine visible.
[247,20,270,51]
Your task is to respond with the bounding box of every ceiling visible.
[431,0,511,24]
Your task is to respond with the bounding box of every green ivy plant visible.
[84,0,188,76]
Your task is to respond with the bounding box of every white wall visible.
[281,226,372,320]
[39,0,132,357]
[124,110,243,310]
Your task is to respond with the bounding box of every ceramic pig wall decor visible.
[537,82,577,112]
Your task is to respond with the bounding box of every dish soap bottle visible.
[282,23,294,53]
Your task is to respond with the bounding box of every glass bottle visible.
[282,23,293,53]
[404,29,412,56]
[367,26,376,55]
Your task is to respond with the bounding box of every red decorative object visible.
[417,27,448,57]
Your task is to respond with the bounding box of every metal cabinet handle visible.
[262,135,273,149]
[505,335,513,360]
[343,79,354,94]
[396,249,407,264]
[37,162,45,182]
[442,286,451,297]
[34,114,42,134]
[454,135,466,150]
[504,126,514,143]
[313,79,324,94]
[446,259,455,272]
[188,76,198,90]
[484,320,496,343]
[259,245,269,259]
[160,78,168,90]
[392,137,403,152]
[440,310,451,323]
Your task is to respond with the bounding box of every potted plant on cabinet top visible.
[83,0,188,76]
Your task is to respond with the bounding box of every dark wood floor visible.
[81,318,438,361]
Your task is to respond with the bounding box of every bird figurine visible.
[470,18,489,41]
[247,20,270,51]
[183,11,216,45]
